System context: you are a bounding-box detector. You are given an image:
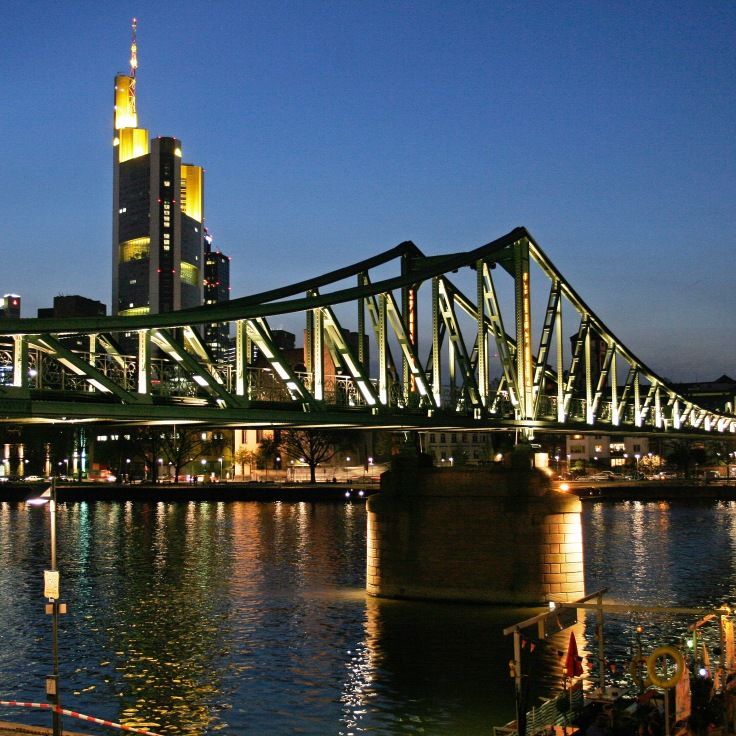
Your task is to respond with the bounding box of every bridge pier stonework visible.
[366,447,584,605]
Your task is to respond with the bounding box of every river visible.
[0,498,734,735]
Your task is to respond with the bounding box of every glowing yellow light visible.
[113,137,120,146]
[174,148,182,157]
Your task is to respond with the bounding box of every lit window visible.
[119,236,150,262]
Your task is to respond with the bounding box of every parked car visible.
[24,475,45,482]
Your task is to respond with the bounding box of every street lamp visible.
[218,457,223,481]
[27,479,64,736]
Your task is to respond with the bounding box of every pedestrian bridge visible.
[0,227,733,437]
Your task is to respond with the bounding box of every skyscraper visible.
[112,20,204,322]
[203,229,231,362]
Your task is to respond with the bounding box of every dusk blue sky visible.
[2,1,734,382]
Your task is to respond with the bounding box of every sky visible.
[2,1,734,383]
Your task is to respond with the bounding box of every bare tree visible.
[279,429,356,483]
[160,427,205,483]
[129,427,166,482]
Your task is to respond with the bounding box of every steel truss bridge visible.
[0,227,733,437]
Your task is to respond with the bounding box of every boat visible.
[496,589,736,736]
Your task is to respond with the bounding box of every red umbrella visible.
[564,631,584,678]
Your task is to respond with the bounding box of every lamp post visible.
[27,479,63,736]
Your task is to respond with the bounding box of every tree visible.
[129,427,166,482]
[257,436,280,479]
[234,446,255,479]
[159,427,205,483]
[664,438,707,479]
[279,429,356,483]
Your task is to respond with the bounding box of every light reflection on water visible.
[0,499,735,734]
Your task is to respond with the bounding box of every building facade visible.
[421,430,495,466]
[112,25,204,330]
[564,434,650,471]
[0,295,21,319]
[203,229,231,362]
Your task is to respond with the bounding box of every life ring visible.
[629,655,652,688]
[646,645,685,689]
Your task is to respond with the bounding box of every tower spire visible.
[129,18,138,116]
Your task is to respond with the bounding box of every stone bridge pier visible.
[366,448,584,605]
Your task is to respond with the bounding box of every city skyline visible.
[2,2,734,382]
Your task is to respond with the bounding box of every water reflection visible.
[2,499,736,735]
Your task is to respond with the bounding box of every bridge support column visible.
[366,448,584,605]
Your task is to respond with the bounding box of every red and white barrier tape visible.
[0,700,165,736]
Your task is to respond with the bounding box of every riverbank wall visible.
[0,482,373,504]
[573,481,736,502]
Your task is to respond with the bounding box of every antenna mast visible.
[129,18,138,116]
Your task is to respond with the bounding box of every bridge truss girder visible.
[0,227,732,438]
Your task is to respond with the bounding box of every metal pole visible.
[50,477,61,736]
[597,592,606,694]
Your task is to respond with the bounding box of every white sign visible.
[44,570,59,600]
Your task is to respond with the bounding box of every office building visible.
[38,296,107,351]
[203,229,231,362]
[38,295,106,320]
[0,295,21,319]
[112,20,204,324]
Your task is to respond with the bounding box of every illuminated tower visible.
[112,19,204,322]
